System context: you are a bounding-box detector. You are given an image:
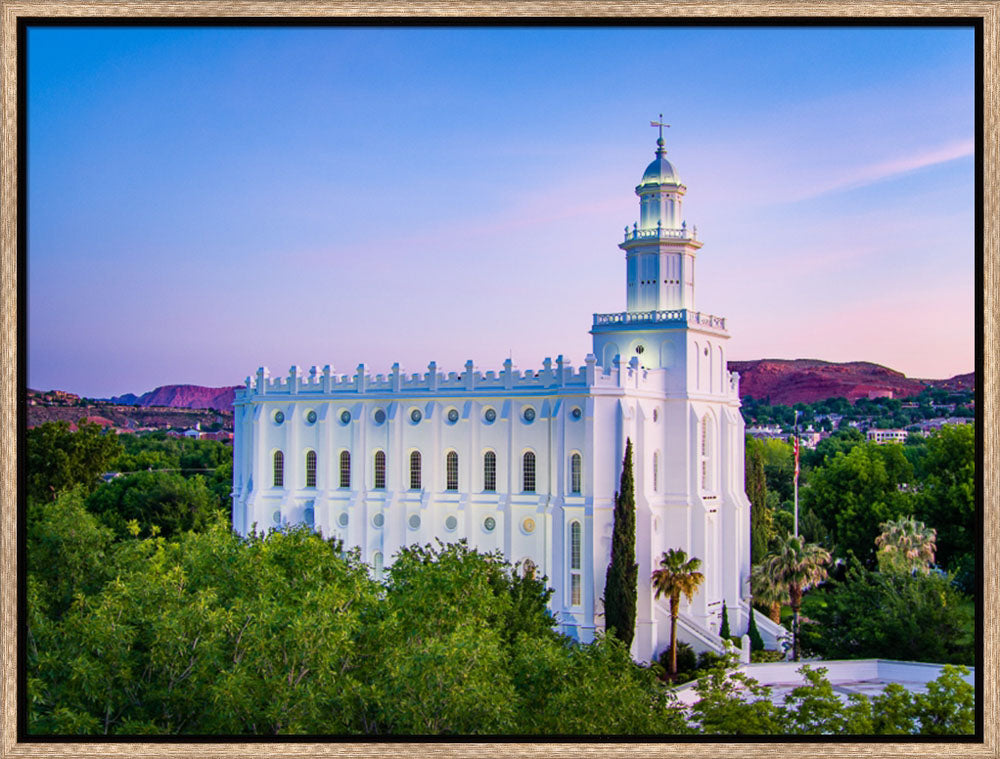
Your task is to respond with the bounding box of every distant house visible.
[867,428,908,444]
[745,424,784,441]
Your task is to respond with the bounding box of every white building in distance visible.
[232,128,783,661]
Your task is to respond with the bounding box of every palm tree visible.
[761,535,830,661]
[651,548,705,680]
[750,562,789,624]
[875,515,937,575]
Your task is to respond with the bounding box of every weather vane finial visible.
[650,114,670,146]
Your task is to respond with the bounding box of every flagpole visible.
[793,409,799,538]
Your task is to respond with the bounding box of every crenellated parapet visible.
[233,353,683,404]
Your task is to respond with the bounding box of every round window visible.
[447,408,460,423]
[274,410,284,424]
[372,512,384,528]
[571,407,582,420]
[408,514,421,530]
[653,408,659,422]
[272,510,281,525]
[522,517,536,534]
[410,408,422,423]
[340,410,351,424]
[306,410,317,424]
[523,407,535,423]
[374,409,386,424]
[636,344,645,354]
[445,515,458,531]
[338,512,349,527]
[484,408,496,423]
[483,516,496,532]
[303,507,314,526]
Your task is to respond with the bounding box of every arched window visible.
[570,453,582,494]
[373,551,383,582]
[653,451,660,492]
[701,415,713,491]
[523,451,536,493]
[446,451,458,491]
[410,450,422,490]
[273,450,284,488]
[339,451,351,488]
[305,450,317,488]
[374,450,386,489]
[483,451,496,492]
[569,521,582,606]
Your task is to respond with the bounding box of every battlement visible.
[233,354,691,402]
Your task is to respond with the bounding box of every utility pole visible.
[793,409,800,538]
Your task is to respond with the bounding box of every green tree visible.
[28,521,382,735]
[759,438,795,503]
[604,438,637,648]
[651,548,704,679]
[26,488,114,620]
[782,665,873,734]
[805,427,865,468]
[913,665,975,735]
[751,561,789,624]
[719,600,731,639]
[745,437,772,564]
[746,607,764,651]
[761,536,830,661]
[912,424,975,572]
[875,515,937,575]
[27,420,123,502]
[798,558,974,665]
[802,443,914,563]
[689,661,787,735]
[84,470,226,539]
[510,633,689,735]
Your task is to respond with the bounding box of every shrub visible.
[659,641,696,676]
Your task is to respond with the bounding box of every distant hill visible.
[97,361,973,415]
[727,359,973,406]
[109,384,239,412]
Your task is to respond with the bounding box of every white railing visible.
[623,225,697,242]
[592,309,726,331]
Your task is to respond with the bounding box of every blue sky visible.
[27,25,975,398]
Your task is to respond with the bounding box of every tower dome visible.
[638,148,681,187]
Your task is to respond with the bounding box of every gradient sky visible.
[26,25,976,398]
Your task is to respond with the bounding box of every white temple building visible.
[232,127,785,662]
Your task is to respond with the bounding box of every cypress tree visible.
[745,436,771,564]
[747,606,765,651]
[719,600,731,639]
[604,438,637,647]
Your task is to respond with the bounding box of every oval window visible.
[372,512,384,528]
[484,408,496,423]
[374,409,386,424]
[306,410,317,424]
[340,410,351,424]
[445,515,458,531]
[523,407,536,423]
[410,408,422,423]
[274,410,284,424]
[484,516,496,532]
[447,408,460,423]
[408,514,421,529]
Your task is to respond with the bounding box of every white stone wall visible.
[232,354,750,662]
